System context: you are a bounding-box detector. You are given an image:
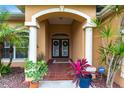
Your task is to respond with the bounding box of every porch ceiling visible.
[36,12,86,23]
[48,17,73,24]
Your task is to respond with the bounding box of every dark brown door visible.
[52,39,69,58]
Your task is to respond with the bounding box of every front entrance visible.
[52,39,69,58]
[26,7,94,82]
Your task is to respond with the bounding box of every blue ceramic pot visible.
[79,77,92,88]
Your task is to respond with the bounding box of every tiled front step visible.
[44,63,74,80]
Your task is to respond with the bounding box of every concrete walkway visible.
[39,80,77,88]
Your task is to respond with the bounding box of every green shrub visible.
[0,63,11,77]
[24,59,48,83]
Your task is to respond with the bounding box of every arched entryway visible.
[36,15,86,80]
[36,16,86,64]
[25,7,95,65]
[25,6,96,80]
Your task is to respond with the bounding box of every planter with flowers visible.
[24,59,48,88]
[69,58,96,88]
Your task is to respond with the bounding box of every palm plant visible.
[95,22,124,87]
[0,11,9,66]
[106,41,124,87]
[92,5,124,87]
[0,11,28,76]
[92,18,102,29]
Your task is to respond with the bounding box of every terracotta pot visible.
[29,81,39,88]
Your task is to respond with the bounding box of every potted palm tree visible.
[25,59,48,88]
[69,58,96,88]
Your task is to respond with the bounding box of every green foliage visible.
[92,18,102,28]
[37,54,45,61]
[0,23,28,47]
[0,11,29,49]
[92,5,124,87]
[0,11,29,73]
[110,41,124,56]
[98,47,107,64]
[0,63,11,75]
[98,25,113,65]
[101,25,112,38]
[112,5,124,17]
[0,11,10,24]
[25,59,48,82]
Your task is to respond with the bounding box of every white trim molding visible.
[25,7,93,27]
[83,21,96,29]
[25,21,40,28]
[59,5,65,11]
[2,58,25,63]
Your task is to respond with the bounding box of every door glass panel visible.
[62,40,68,57]
[53,40,60,57]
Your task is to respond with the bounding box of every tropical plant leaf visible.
[100,25,112,38]
[92,18,102,28]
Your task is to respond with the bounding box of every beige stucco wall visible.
[8,20,24,27]
[92,28,102,68]
[37,21,47,59]
[25,5,96,22]
[45,21,49,60]
[71,21,85,61]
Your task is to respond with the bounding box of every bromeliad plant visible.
[69,58,92,87]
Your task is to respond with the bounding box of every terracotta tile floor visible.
[43,63,74,80]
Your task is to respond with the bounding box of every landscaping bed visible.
[92,78,120,88]
[0,67,121,88]
[0,67,29,88]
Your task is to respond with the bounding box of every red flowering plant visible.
[68,58,92,87]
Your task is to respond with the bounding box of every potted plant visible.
[24,59,48,88]
[69,58,95,88]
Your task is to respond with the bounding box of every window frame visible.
[3,41,28,60]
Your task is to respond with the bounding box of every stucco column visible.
[84,27,93,65]
[28,26,37,63]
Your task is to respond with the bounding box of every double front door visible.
[52,39,69,58]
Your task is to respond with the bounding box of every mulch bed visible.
[0,67,29,88]
[0,67,121,88]
[92,78,120,88]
